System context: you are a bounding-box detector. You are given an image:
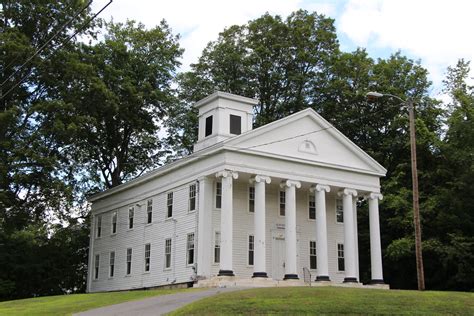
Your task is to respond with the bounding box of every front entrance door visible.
[272,233,286,280]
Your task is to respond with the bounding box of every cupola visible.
[193,91,258,152]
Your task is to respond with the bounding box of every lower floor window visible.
[165,238,172,269]
[94,254,100,279]
[337,243,345,271]
[144,244,151,272]
[214,232,221,263]
[187,233,195,265]
[109,251,115,277]
[248,235,254,266]
[310,241,317,270]
[126,248,132,275]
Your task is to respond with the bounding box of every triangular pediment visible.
[225,109,386,175]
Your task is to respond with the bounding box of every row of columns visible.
[214,170,384,284]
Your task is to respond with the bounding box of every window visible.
[128,207,134,229]
[189,184,196,212]
[215,182,222,209]
[309,194,316,220]
[205,115,213,137]
[94,254,100,279]
[248,186,255,213]
[214,232,221,263]
[144,244,151,272]
[187,233,195,265]
[167,192,173,218]
[229,114,241,135]
[310,241,317,270]
[147,199,153,224]
[338,243,345,271]
[165,238,172,269]
[109,251,115,277]
[111,211,117,234]
[96,216,102,238]
[248,235,254,266]
[336,199,343,223]
[126,248,132,275]
[279,191,286,216]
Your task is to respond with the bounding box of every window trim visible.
[189,184,197,213]
[128,207,135,230]
[336,198,344,224]
[164,238,172,270]
[278,190,286,217]
[248,234,255,267]
[166,192,173,218]
[109,251,115,278]
[337,242,345,272]
[126,248,132,275]
[248,185,255,214]
[308,193,316,221]
[146,199,153,225]
[214,231,221,264]
[111,211,117,235]
[144,243,151,273]
[309,240,317,270]
[186,233,195,266]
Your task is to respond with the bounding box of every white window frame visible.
[337,243,345,272]
[215,181,222,209]
[111,211,117,235]
[94,254,100,280]
[279,190,286,217]
[109,251,115,278]
[308,193,316,221]
[146,199,153,224]
[96,215,102,238]
[336,198,343,224]
[186,233,195,266]
[248,234,254,266]
[248,185,255,213]
[309,240,317,270]
[189,184,197,212]
[214,231,221,264]
[167,192,173,218]
[128,207,134,230]
[126,248,132,275]
[144,243,151,272]
[164,238,172,270]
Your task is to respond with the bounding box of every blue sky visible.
[93,0,474,97]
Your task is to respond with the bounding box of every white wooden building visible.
[86,91,386,292]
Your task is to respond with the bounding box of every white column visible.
[216,170,238,276]
[312,184,331,281]
[251,175,271,278]
[338,188,358,283]
[281,179,301,280]
[196,176,213,278]
[369,192,384,284]
[353,198,359,280]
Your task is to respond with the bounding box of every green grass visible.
[0,287,198,316]
[171,286,474,315]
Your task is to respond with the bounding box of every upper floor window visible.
[337,243,345,271]
[111,211,117,234]
[279,191,286,216]
[189,184,196,212]
[310,241,317,270]
[248,186,255,213]
[309,194,316,220]
[187,233,195,265]
[144,244,151,272]
[205,115,213,137]
[336,199,343,223]
[96,215,102,238]
[147,199,153,224]
[215,182,222,209]
[167,192,173,218]
[229,114,241,135]
[128,207,134,229]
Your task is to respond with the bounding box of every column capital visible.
[280,179,301,189]
[338,188,358,197]
[310,184,331,193]
[249,175,271,184]
[368,192,383,200]
[215,170,239,180]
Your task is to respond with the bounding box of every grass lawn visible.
[0,287,199,316]
[171,286,474,315]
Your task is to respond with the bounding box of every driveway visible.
[74,287,244,316]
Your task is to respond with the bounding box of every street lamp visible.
[366,91,425,291]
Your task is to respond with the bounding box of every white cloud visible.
[338,0,474,93]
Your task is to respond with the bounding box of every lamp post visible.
[366,91,425,291]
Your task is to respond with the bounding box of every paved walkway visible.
[74,287,244,316]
